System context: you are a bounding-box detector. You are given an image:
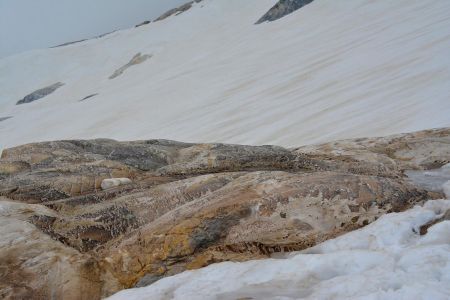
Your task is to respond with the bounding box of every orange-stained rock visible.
[0,128,449,299]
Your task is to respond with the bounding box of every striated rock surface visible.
[0,128,449,299]
[16,82,64,105]
[0,199,102,299]
[256,0,314,24]
[293,127,450,177]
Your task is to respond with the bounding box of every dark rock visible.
[256,0,314,24]
[420,209,450,235]
[51,31,116,48]
[154,0,203,22]
[135,21,151,28]
[16,82,64,105]
[51,39,87,48]
[0,116,12,122]
[80,94,98,102]
[157,143,300,175]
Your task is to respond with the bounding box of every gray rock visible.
[51,39,87,48]
[79,93,98,102]
[256,0,314,24]
[135,275,163,287]
[0,116,12,122]
[51,31,116,48]
[16,82,65,105]
[154,0,203,22]
[135,20,151,28]
[109,53,152,79]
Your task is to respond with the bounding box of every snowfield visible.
[1,0,450,299]
[1,0,450,150]
[107,198,450,300]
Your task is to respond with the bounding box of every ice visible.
[406,163,450,193]
[107,199,450,300]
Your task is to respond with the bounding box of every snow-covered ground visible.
[1,0,450,150]
[108,197,450,300]
[407,163,450,194]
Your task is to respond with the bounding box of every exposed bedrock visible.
[0,127,449,298]
[153,0,203,22]
[256,0,315,24]
[101,171,431,291]
[16,82,64,105]
[109,53,152,79]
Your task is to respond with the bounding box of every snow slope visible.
[1,0,450,150]
[107,198,450,300]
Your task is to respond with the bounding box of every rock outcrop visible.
[101,178,132,190]
[256,0,315,24]
[109,53,152,79]
[16,82,65,105]
[135,21,151,28]
[0,128,449,299]
[154,0,203,22]
[0,116,12,122]
[80,93,98,102]
[0,199,102,299]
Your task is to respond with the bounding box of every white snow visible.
[101,178,132,190]
[407,163,450,194]
[441,164,450,199]
[1,0,450,150]
[107,199,450,300]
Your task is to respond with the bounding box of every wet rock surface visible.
[16,82,64,105]
[0,128,449,299]
[256,0,315,24]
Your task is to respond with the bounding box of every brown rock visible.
[0,127,448,298]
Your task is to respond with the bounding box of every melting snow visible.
[407,163,450,194]
[107,199,450,300]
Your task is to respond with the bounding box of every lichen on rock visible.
[0,127,449,299]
